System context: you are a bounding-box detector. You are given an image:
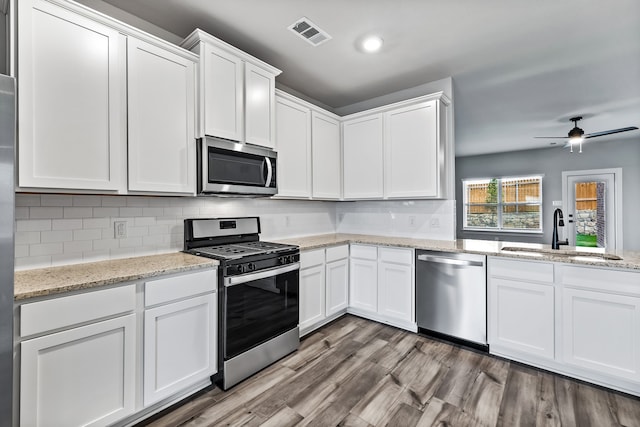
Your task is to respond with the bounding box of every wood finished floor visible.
[142,315,640,427]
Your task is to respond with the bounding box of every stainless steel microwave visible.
[197,137,277,196]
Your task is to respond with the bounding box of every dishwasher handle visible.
[417,254,484,267]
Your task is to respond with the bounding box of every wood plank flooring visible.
[140,315,640,427]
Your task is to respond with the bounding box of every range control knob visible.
[247,263,256,272]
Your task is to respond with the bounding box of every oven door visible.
[223,263,299,360]
[200,137,277,196]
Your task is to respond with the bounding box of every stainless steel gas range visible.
[183,217,299,390]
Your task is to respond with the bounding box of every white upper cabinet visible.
[384,100,440,198]
[182,29,281,149]
[312,112,342,199]
[17,0,125,191]
[199,43,244,141]
[342,92,452,200]
[342,114,384,199]
[127,37,196,194]
[275,94,312,198]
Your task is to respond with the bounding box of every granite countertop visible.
[276,233,640,271]
[15,252,218,301]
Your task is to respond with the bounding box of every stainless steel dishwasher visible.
[416,250,487,350]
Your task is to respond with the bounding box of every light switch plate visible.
[114,221,127,239]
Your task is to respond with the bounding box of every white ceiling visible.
[98,0,640,156]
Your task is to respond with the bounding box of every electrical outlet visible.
[285,216,290,227]
[408,216,416,228]
[430,218,440,229]
[114,221,127,239]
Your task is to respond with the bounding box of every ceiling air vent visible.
[288,17,331,47]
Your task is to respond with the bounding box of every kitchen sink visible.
[500,246,623,261]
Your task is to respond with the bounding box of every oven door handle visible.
[225,263,300,287]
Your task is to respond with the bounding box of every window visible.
[463,175,543,232]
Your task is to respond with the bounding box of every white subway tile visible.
[15,194,41,207]
[40,194,73,206]
[119,207,143,217]
[83,250,110,262]
[73,195,102,207]
[119,237,143,248]
[17,219,51,232]
[15,255,51,270]
[134,217,156,227]
[73,229,103,241]
[127,226,148,237]
[52,219,83,230]
[142,235,164,246]
[102,196,127,207]
[63,207,93,218]
[135,246,159,256]
[15,244,29,258]
[93,239,120,251]
[30,207,64,219]
[41,230,73,243]
[148,225,169,235]
[127,196,149,207]
[110,247,136,259]
[63,240,93,253]
[15,207,30,219]
[30,242,63,256]
[93,207,120,217]
[15,231,40,245]
[83,218,110,229]
[182,207,200,216]
[52,253,82,266]
[142,207,164,217]
[163,207,183,216]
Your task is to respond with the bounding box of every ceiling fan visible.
[535,116,638,153]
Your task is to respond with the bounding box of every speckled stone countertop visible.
[14,252,218,301]
[276,234,640,271]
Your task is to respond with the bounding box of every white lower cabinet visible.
[349,245,415,331]
[19,286,137,427]
[488,277,555,360]
[488,257,640,396]
[143,270,217,406]
[299,246,349,335]
[18,268,217,427]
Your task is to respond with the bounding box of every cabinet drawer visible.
[350,244,377,260]
[145,269,216,307]
[379,247,413,265]
[488,257,554,283]
[301,249,325,269]
[326,245,349,263]
[21,284,136,337]
[561,265,640,297]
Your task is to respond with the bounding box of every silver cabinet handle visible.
[417,254,484,267]
[225,263,299,287]
[264,157,273,187]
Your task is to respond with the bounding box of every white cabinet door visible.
[378,261,414,324]
[127,37,196,193]
[312,112,342,199]
[20,314,136,427]
[200,42,244,141]
[384,101,439,198]
[488,277,555,360]
[342,114,384,199]
[143,293,217,406]
[17,0,125,191]
[349,258,378,314]
[245,63,276,148]
[275,96,311,198]
[326,258,349,316]
[300,265,326,331]
[562,288,640,381]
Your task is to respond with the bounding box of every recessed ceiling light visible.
[361,35,383,53]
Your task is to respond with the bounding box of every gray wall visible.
[455,138,640,250]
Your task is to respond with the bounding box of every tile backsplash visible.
[15,194,456,270]
[15,194,336,270]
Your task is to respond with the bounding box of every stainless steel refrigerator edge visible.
[416,250,487,348]
[0,74,15,426]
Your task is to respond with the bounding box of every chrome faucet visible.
[552,208,569,249]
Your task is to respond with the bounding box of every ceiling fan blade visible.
[534,136,567,139]
[584,126,639,139]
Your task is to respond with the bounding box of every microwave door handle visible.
[264,157,273,187]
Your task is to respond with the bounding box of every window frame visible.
[462,175,544,234]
